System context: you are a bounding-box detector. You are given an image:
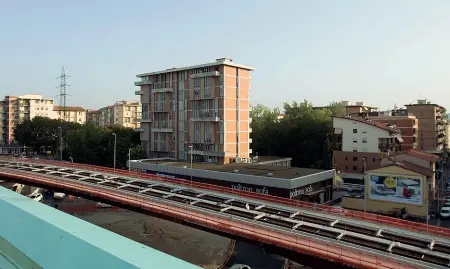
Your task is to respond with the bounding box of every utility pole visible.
[57,67,70,161]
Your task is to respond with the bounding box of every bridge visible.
[1,158,450,269]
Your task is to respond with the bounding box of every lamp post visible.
[362,157,367,213]
[189,145,193,185]
[58,126,63,162]
[112,133,117,173]
[128,148,131,172]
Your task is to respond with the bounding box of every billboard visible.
[369,174,422,205]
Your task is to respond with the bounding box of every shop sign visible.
[289,185,314,199]
[231,184,269,195]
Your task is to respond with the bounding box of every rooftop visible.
[142,159,324,180]
[403,150,439,163]
[379,161,434,177]
[137,58,255,77]
[54,106,86,112]
[334,116,401,133]
[0,186,200,269]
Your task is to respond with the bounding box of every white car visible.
[96,202,112,208]
[29,193,43,202]
[441,207,450,219]
[53,192,66,200]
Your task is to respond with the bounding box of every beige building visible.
[405,99,446,153]
[86,101,141,128]
[1,94,55,144]
[135,58,254,164]
[53,106,86,124]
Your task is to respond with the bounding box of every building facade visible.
[135,58,254,164]
[333,116,402,177]
[53,106,86,124]
[405,99,446,153]
[86,101,142,128]
[365,109,418,151]
[1,94,55,144]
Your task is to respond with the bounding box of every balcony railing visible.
[134,80,152,86]
[190,71,220,79]
[191,111,220,122]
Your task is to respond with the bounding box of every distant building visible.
[405,99,446,153]
[332,116,402,180]
[134,58,254,164]
[86,101,141,128]
[53,106,86,124]
[1,94,55,144]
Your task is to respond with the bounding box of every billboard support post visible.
[363,158,367,213]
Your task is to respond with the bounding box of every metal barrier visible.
[4,157,450,240]
[0,169,421,269]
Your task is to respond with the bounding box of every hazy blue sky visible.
[1,1,450,110]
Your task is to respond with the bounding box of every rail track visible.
[2,160,450,268]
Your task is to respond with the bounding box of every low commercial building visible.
[340,161,434,218]
[129,157,336,203]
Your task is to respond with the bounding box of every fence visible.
[5,157,450,240]
[0,168,420,269]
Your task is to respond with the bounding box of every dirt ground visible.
[74,210,233,269]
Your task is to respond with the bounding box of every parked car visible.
[441,207,450,219]
[29,193,43,202]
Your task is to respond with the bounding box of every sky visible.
[1,0,450,110]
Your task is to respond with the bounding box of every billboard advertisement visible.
[369,174,422,205]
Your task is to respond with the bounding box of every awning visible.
[334,128,343,135]
[396,136,404,143]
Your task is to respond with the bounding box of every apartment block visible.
[86,101,141,128]
[405,99,446,153]
[333,116,402,176]
[1,94,55,144]
[86,109,101,125]
[343,101,378,117]
[364,109,418,151]
[135,58,254,164]
[53,106,86,124]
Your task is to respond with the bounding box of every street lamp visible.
[112,133,117,173]
[128,148,131,172]
[189,145,193,185]
[362,157,367,213]
[58,126,62,162]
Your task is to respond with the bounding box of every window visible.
[353,139,357,143]
[345,156,348,161]
[353,156,358,161]
[352,166,358,171]
[362,138,367,143]
[353,129,357,133]
[353,148,358,152]
[345,166,348,170]
[372,158,376,162]
[361,148,367,152]
[362,131,367,134]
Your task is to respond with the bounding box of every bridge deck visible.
[2,158,450,269]
[0,185,200,269]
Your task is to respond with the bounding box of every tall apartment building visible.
[135,58,254,164]
[86,101,141,128]
[53,106,86,124]
[333,116,402,176]
[1,94,55,144]
[405,99,446,153]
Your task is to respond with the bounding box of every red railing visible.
[5,157,450,239]
[0,169,420,269]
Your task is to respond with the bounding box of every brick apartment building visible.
[134,58,254,164]
[405,99,446,153]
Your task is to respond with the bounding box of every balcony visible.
[151,88,173,93]
[134,128,143,132]
[134,80,152,86]
[135,90,143,95]
[249,138,252,143]
[190,71,220,79]
[151,121,172,132]
[151,127,173,133]
[136,118,152,123]
[188,149,226,157]
[191,111,220,122]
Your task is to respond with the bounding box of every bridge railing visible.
[5,157,450,240]
[0,169,419,269]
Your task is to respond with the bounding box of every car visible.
[443,202,450,208]
[29,193,43,202]
[96,202,112,208]
[441,207,450,219]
